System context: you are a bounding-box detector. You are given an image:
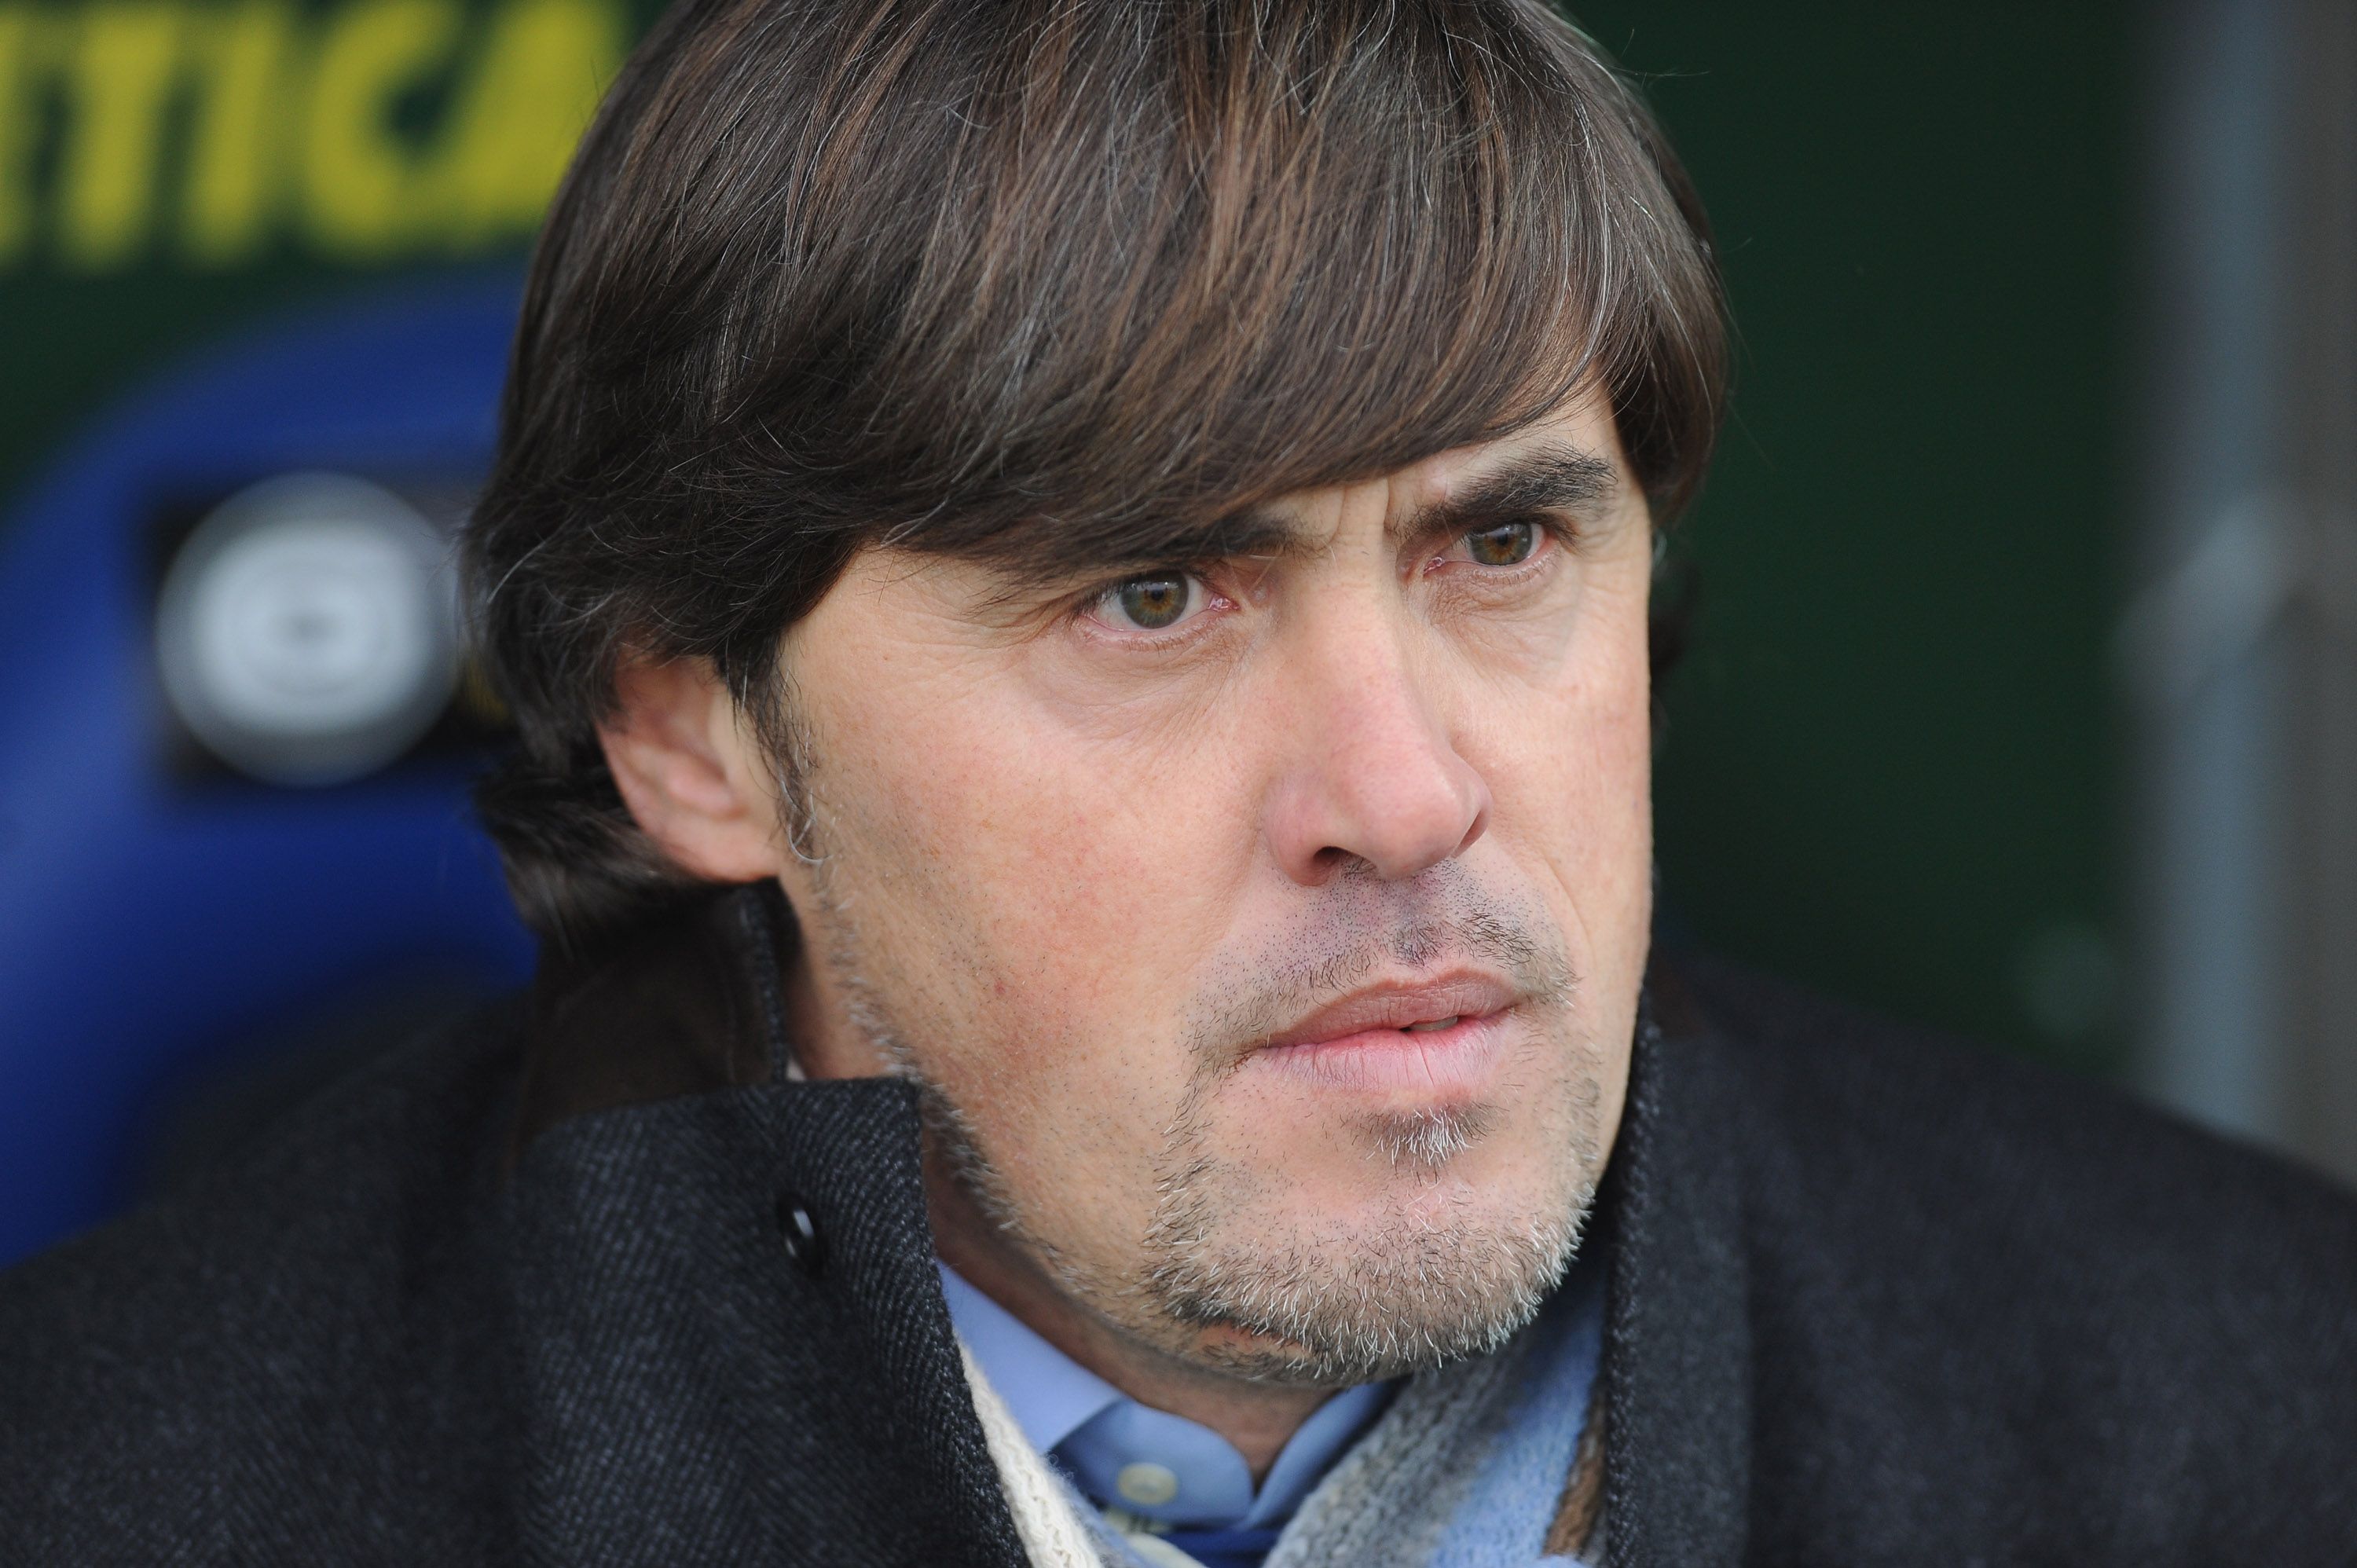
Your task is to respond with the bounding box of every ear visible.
[597,653,781,885]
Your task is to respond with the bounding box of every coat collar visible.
[1598,968,1755,1566]
[500,885,1028,1564]
[504,885,1758,1566]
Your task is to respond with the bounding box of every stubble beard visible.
[789,750,1603,1389]
[1130,891,1602,1385]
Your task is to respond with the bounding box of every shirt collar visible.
[937,1262,1127,1455]
[937,1262,1391,1529]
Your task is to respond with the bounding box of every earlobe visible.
[597,654,781,885]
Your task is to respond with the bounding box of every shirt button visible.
[1115,1462,1180,1508]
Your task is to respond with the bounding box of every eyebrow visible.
[970,442,1623,606]
[1123,444,1622,567]
[1387,446,1620,551]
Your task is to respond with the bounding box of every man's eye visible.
[1097,573,1202,632]
[1461,520,1539,567]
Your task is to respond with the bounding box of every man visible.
[5,1,2354,1563]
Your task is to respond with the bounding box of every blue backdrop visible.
[0,277,536,1266]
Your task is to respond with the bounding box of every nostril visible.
[1453,800,1491,860]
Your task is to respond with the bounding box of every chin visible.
[1135,1133,1596,1386]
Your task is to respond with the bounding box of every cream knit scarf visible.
[959,1339,1111,1567]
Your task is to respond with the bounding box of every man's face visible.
[772,390,1650,1384]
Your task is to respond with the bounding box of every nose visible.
[1263,617,1492,885]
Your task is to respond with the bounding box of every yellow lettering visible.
[182,0,293,266]
[434,0,621,247]
[0,7,42,263]
[299,0,460,258]
[57,3,184,268]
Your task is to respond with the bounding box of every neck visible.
[926,1163,1332,1482]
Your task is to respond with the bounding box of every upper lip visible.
[1254,973,1517,1051]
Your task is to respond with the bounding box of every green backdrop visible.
[1574,6,2132,1074]
[0,1,2132,1074]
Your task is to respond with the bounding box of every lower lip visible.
[1249,1012,1510,1097]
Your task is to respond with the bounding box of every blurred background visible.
[0,0,2350,1269]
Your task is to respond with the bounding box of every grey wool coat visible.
[4,884,2355,1565]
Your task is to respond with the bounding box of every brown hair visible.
[464,0,1727,947]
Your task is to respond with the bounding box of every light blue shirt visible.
[938,1262,1394,1530]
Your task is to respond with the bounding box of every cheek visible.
[812,668,1241,1090]
[799,701,1207,1223]
[1472,578,1654,929]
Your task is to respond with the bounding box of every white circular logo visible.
[156,473,460,786]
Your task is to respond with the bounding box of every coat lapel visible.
[1600,987,1755,1567]
[500,888,1026,1566]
